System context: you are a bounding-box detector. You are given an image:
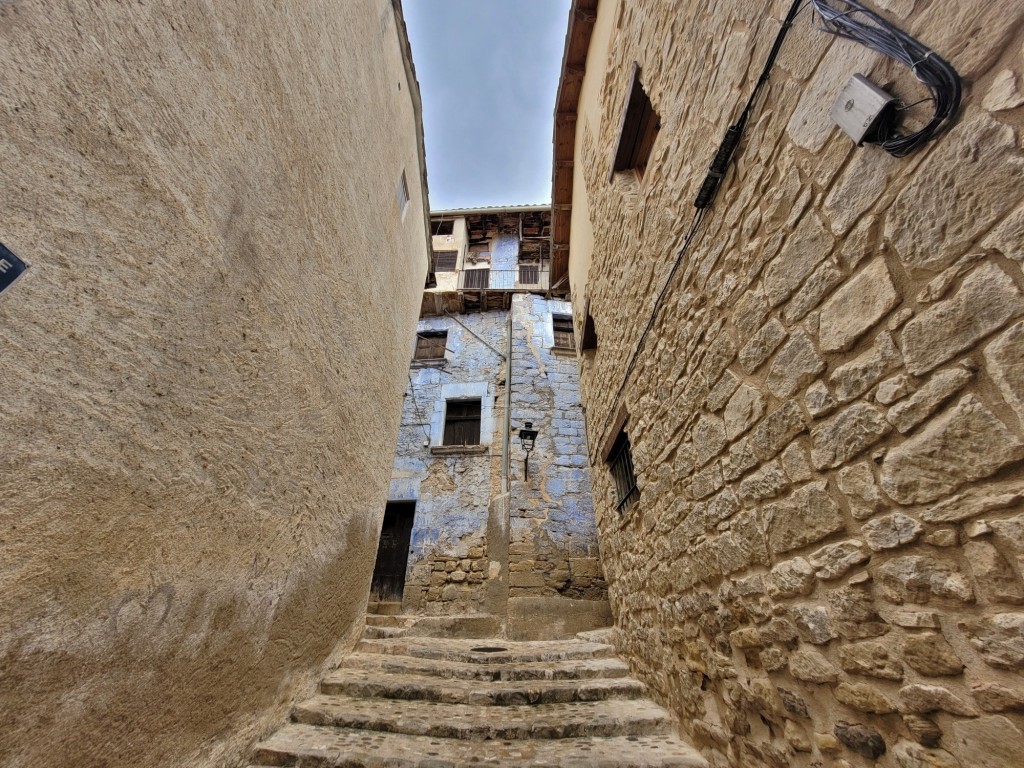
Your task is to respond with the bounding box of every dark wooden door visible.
[370,502,415,602]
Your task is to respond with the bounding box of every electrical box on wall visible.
[831,74,897,145]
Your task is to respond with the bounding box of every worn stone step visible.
[321,667,647,705]
[341,651,631,682]
[252,723,707,767]
[369,601,403,616]
[355,637,617,664]
[361,625,409,639]
[291,694,674,740]
[364,614,417,628]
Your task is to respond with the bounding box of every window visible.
[611,65,659,178]
[519,262,539,285]
[581,300,598,351]
[462,269,489,290]
[443,399,481,445]
[433,219,454,236]
[414,331,447,361]
[397,170,410,211]
[608,429,639,512]
[433,250,457,272]
[552,314,575,349]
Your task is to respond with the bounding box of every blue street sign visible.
[0,241,27,295]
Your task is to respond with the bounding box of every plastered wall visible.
[0,2,428,766]
[571,1,1024,767]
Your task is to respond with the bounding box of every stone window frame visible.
[608,63,660,181]
[429,381,494,449]
[441,399,482,446]
[551,313,576,351]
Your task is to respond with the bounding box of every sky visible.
[404,0,573,211]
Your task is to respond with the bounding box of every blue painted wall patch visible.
[0,241,27,295]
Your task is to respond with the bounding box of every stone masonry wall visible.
[509,294,606,600]
[575,2,1024,767]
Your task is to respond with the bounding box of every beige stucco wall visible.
[570,1,1024,767]
[566,0,619,310]
[0,2,428,767]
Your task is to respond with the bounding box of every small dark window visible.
[608,429,638,512]
[434,250,457,272]
[397,170,410,210]
[612,66,659,177]
[433,219,454,236]
[463,269,489,290]
[519,262,539,285]
[443,399,482,445]
[414,331,447,361]
[552,314,575,349]
[581,303,598,351]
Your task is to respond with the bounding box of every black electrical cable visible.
[811,0,961,157]
[599,0,803,443]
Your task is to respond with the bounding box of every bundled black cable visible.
[811,0,961,157]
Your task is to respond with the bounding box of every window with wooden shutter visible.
[443,399,482,445]
[433,250,457,272]
[608,429,639,512]
[414,331,447,361]
[463,269,490,290]
[611,65,660,178]
[552,314,575,350]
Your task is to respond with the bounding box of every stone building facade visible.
[0,2,430,767]
[379,207,610,639]
[554,1,1024,767]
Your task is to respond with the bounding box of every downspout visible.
[502,310,513,494]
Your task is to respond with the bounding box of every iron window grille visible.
[519,262,540,285]
[608,429,639,512]
[433,250,457,272]
[443,399,482,446]
[552,314,575,349]
[414,331,447,361]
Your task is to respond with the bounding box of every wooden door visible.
[370,502,415,602]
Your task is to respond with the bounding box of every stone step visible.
[368,601,403,616]
[361,625,409,639]
[354,637,617,664]
[291,694,676,740]
[364,614,417,628]
[252,723,707,767]
[341,651,632,682]
[321,667,647,705]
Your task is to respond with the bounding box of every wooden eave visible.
[549,0,599,293]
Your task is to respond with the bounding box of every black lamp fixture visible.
[518,421,539,480]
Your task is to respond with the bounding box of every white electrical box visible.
[831,74,896,145]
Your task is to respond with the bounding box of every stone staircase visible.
[247,621,707,767]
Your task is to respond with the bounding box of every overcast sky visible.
[404,0,572,211]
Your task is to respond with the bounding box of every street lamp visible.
[519,421,539,480]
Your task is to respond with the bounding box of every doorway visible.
[370,501,415,603]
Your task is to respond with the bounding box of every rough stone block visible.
[960,613,1024,669]
[892,740,962,768]
[830,331,902,403]
[901,263,1021,375]
[898,684,977,716]
[811,402,892,469]
[837,462,885,520]
[767,331,825,398]
[737,460,787,506]
[922,483,1024,524]
[763,213,834,307]
[739,318,787,373]
[765,480,844,555]
[790,604,836,644]
[706,369,741,412]
[809,539,870,580]
[903,633,965,677]
[984,320,1024,424]
[971,682,1024,713]
[782,261,844,325]
[724,383,765,440]
[693,414,727,468]
[819,258,900,352]
[805,380,837,418]
[862,513,924,551]
[880,395,1024,504]
[964,540,1024,605]
[766,556,816,599]
[876,556,974,604]
[789,649,839,683]
[840,639,905,680]
[876,374,914,406]
[887,115,1024,273]
[750,400,808,463]
[950,715,1024,768]
[780,440,813,482]
[834,721,887,760]
[887,365,973,434]
[836,682,896,714]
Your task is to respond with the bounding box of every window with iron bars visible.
[552,314,575,350]
[414,331,447,361]
[608,429,639,512]
[518,262,539,285]
[433,250,457,272]
[463,269,489,290]
[443,399,482,446]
